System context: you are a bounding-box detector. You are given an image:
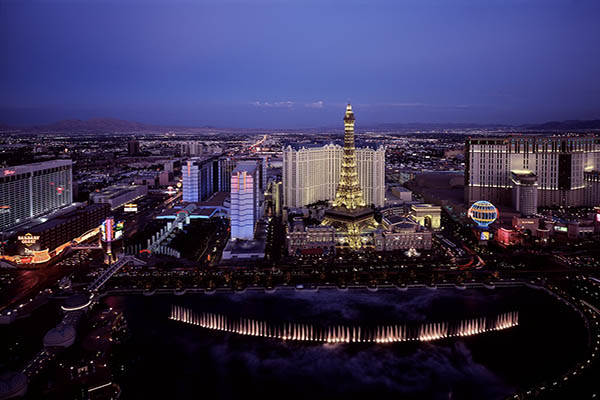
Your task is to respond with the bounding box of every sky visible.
[1,0,599,128]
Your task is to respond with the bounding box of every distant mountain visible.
[34,117,155,132]
[359,122,511,131]
[0,123,17,131]
[1,117,222,134]
[520,120,600,131]
[1,117,600,134]
[23,117,199,134]
[363,120,600,132]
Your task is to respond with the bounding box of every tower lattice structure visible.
[333,104,366,210]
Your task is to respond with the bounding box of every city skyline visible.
[2,0,600,128]
[1,1,600,399]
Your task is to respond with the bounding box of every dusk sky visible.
[1,0,599,128]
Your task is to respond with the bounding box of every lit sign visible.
[468,201,498,228]
[101,218,114,242]
[124,203,138,212]
[596,213,600,223]
[101,218,123,242]
[554,226,568,233]
[3,169,16,176]
[479,231,490,241]
[18,233,40,247]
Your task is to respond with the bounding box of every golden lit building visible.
[321,104,379,249]
[282,143,385,208]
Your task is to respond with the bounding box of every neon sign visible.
[18,233,40,246]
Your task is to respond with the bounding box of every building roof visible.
[199,191,229,207]
[283,141,384,151]
[43,324,76,347]
[411,203,441,211]
[91,185,145,199]
[26,203,108,233]
[157,205,220,219]
[1,159,72,177]
[0,372,27,397]
[233,162,257,174]
[392,186,411,192]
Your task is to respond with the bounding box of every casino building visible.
[282,143,385,209]
[285,105,434,254]
[90,184,147,210]
[0,160,73,232]
[465,135,600,209]
[2,203,109,264]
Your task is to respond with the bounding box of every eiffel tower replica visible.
[322,104,379,249]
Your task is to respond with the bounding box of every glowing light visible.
[169,305,519,344]
[468,201,498,228]
[61,300,92,311]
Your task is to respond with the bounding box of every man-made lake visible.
[105,287,587,400]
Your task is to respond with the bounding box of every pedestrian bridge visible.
[87,255,145,292]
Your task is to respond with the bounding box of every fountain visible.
[169,305,519,344]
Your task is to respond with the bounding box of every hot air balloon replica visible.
[468,201,498,243]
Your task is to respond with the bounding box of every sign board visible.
[18,233,40,247]
[124,203,138,212]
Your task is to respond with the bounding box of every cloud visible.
[251,100,326,109]
[305,100,324,109]
[387,102,427,108]
[252,101,294,108]
[383,102,470,110]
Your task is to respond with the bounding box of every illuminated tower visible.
[333,104,366,209]
[322,104,378,250]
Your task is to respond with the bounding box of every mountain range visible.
[1,117,600,134]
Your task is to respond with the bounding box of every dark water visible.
[104,287,587,400]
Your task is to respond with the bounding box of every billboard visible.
[124,203,138,213]
[101,218,124,242]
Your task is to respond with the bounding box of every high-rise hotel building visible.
[183,155,268,205]
[182,158,216,203]
[0,160,73,232]
[230,161,261,240]
[465,135,600,209]
[218,156,266,193]
[283,143,385,208]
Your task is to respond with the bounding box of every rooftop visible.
[284,140,384,151]
[1,159,72,177]
[233,162,258,174]
[26,203,108,233]
[92,185,145,199]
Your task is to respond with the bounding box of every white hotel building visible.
[282,143,385,209]
[0,160,73,232]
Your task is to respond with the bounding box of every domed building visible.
[0,372,27,399]
[43,324,76,348]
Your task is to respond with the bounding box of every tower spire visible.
[333,103,365,209]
